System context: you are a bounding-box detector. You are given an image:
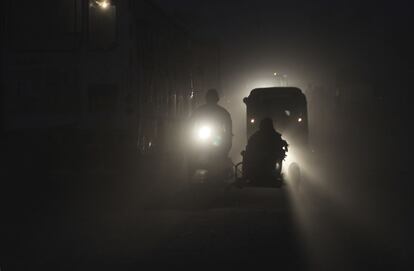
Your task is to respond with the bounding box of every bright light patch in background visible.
[250,118,255,124]
[95,0,110,9]
[244,80,278,95]
[298,117,303,122]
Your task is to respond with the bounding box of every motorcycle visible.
[186,120,233,183]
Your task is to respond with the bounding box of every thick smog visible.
[1,0,412,270]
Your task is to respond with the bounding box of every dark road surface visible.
[3,175,305,269]
[1,146,412,270]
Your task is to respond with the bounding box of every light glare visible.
[198,126,212,140]
[95,0,109,9]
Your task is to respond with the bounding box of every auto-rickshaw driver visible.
[237,117,288,187]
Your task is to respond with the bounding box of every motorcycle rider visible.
[242,117,288,183]
[190,89,233,153]
[187,89,233,179]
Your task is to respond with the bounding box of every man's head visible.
[259,117,275,132]
[206,89,219,104]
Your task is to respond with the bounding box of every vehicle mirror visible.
[243,97,248,104]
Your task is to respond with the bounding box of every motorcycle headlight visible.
[197,125,212,141]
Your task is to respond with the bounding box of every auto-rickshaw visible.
[234,87,308,188]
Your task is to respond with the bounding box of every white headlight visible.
[197,126,212,140]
